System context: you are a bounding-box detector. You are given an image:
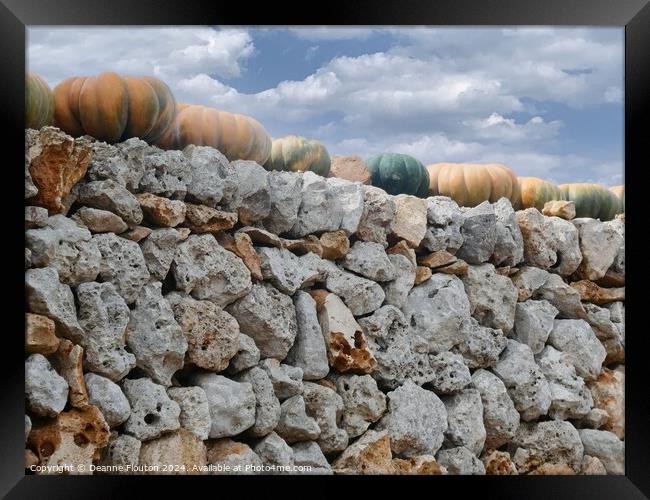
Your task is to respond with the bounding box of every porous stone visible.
[327,177,364,235]
[127,283,187,386]
[533,273,587,319]
[436,447,486,475]
[257,247,324,294]
[52,339,88,408]
[333,374,387,438]
[453,318,507,369]
[491,198,524,267]
[263,171,303,235]
[572,218,624,281]
[329,155,371,184]
[275,395,321,443]
[472,369,520,449]
[319,230,350,260]
[282,235,323,256]
[183,203,237,233]
[377,380,448,458]
[571,280,624,305]
[25,313,60,355]
[429,351,472,394]
[24,206,47,229]
[418,250,457,269]
[76,281,135,381]
[140,149,191,200]
[25,353,69,417]
[139,228,183,280]
[548,319,606,381]
[73,207,128,233]
[357,186,397,247]
[190,373,256,439]
[167,386,211,441]
[120,226,152,242]
[98,433,141,472]
[139,429,207,474]
[302,382,348,455]
[207,439,263,474]
[513,299,558,354]
[321,260,386,316]
[84,373,131,428]
[542,200,576,220]
[390,194,428,248]
[414,266,432,285]
[584,303,619,340]
[225,160,271,225]
[137,192,186,227]
[442,388,486,455]
[456,201,497,264]
[216,232,263,280]
[481,449,518,475]
[87,138,148,192]
[78,179,143,225]
[512,420,584,473]
[492,339,552,421]
[391,455,445,475]
[166,293,239,372]
[234,367,281,438]
[259,359,304,400]
[292,441,333,474]
[253,432,295,471]
[341,241,396,281]
[386,240,417,266]
[285,291,329,380]
[122,378,181,441]
[421,196,464,253]
[93,233,150,304]
[183,145,237,207]
[581,455,607,475]
[580,408,611,430]
[588,367,624,439]
[331,430,393,475]
[288,171,342,237]
[226,334,261,374]
[578,429,624,475]
[172,234,252,307]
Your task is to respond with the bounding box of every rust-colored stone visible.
[237,226,284,248]
[283,235,323,256]
[137,192,186,227]
[120,226,152,242]
[528,462,576,475]
[389,195,427,248]
[139,429,207,475]
[332,430,393,474]
[320,231,350,260]
[52,338,88,409]
[437,259,469,276]
[418,250,457,269]
[542,200,576,220]
[26,313,60,355]
[206,438,254,464]
[595,269,625,288]
[588,367,624,439]
[571,280,624,305]
[25,449,39,469]
[414,266,432,285]
[217,232,263,281]
[386,240,416,266]
[329,155,371,185]
[392,456,444,475]
[482,449,518,475]
[183,203,237,233]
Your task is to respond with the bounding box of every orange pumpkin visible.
[53,72,176,143]
[426,163,521,208]
[518,176,566,210]
[156,103,272,164]
[26,72,54,129]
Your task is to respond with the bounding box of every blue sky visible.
[27,27,624,186]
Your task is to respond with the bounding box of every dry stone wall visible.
[24,127,625,475]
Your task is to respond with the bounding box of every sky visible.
[27,26,624,186]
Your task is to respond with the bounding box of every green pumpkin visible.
[559,183,622,221]
[264,135,331,176]
[367,153,430,197]
[26,72,54,129]
[518,176,566,210]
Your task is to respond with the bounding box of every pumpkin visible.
[156,103,271,164]
[26,72,54,129]
[559,183,622,221]
[53,72,176,143]
[426,163,521,208]
[518,176,566,210]
[264,135,331,176]
[610,185,624,212]
[366,153,430,197]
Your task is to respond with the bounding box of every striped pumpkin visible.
[559,183,622,221]
[26,72,54,129]
[366,153,430,196]
[609,185,624,212]
[156,103,271,165]
[426,163,521,208]
[264,135,331,176]
[53,72,176,143]
[518,176,566,210]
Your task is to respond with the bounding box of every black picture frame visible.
[2,0,647,497]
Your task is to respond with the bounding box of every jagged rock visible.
[263,171,303,234]
[140,149,191,200]
[87,138,148,192]
[303,382,348,455]
[253,432,295,471]
[51,339,87,408]
[548,319,606,381]
[584,303,619,340]
[285,291,329,380]
[321,260,385,316]
[580,408,611,430]
[333,374,387,438]
[26,215,101,286]
[421,196,464,253]
[377,380,447,458]
[341,241,396,281]
[462,263,518,333]
[136,192,186,227]
[456,201,497,264]
[25,313,60,355]
[190,373,256,439]
[436,447,486,475]
[391,455,445,475]
[390,195,427,248]
[429,351,472,394]
[289,171,342,237]
[327,177,364,235]
[97,433,141,472]
[234,367,281,438]
[26,127,92,213]
[418,250,457,269]
[414,266,432,285]
[512,420,584,473]
[534,273,587,319]
[122,378,180,441]
[93,233,150,304]
[216,232,263,280]
[542,200,576,220]
[292,441,333,474]
[386,240,417,266]
[329,155,371,184]
[207,439,263,474]
[166,387,211,441]
[76,281,135,381]
[606,216,625,276]
[331,430,393,475]
[588,367,624,439]
[581,455,608,475]
[183,203,237,233]
[491,198,524,267]
[571,280,624,305]
[404,274,470,353]
[442,388,486,455]
[139,429,207,474]
[26,267,84,341]
[225,160,271,225]
[259,359,304,400]
[25,206,48,228]
[127,283,187,386]
[311,290,377,374]
[281,235,323,256]
[183,145,237,207]
[226,334,261,374]
[275,395,321,443]
[84,373,131,428]
[257,247,324,294]
[172,234,251,307]
[167,293,239,372]
[513,300,558,354]
[237,226,284,248]
[357,186,397,247]
[78,179,143,225]
[227,283,297,360]
[578,430,624,475]
[139,228,183,280]
[481,449,518,475]
[492,339,552,421]
[73,207,128,233]
[25,248,32,269]
[572,218,624,281]
[453,318,507,369]
[319,230,350,260]
[25,353,69,417]
[120,225,152,242]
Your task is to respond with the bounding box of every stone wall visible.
[24,127,625,475]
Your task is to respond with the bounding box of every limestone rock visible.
[456,202,497,264]
[510,266,550,302]
[275,395,321,443]
[581,455,607,475]
[140,149,191,200]
[263,171,303,235]
[391,455,445,475]
[25,205,48,229]
[453,318,507,369]
[120,225,152,242]
[572,218,624,281]
[513,299,558,354]
[436,447,486,475]
[588,367,624,439]
[183,145,237,207]
[225,160,271,225]
[442,388,486,455]
[341,241,396,281]
[216,232,263,281]
[122,378,181,441]
[98,433,141,472]
[418,250,457,269]
[139,228,183,280]
[491,198,524,267]
[52,339,88,408]
[139,429,207,474]
[571,280,624,305]
[319,230,350,260]
[548,319,606,381]
[25,313,60,355]
[327,177,364,235]
[226,334,261,375]
[534,273,587,319]
[167,386,212,441]
[78,179,143,225]
[259,359,304,401]
[512,421,584,473]
[357,186,397,247]
[321,260,386,316]
[137,192,186,227]
[288,172,342,237]
[331,430,393,475]
[429,351,472,394]
[303,382,348,455]
[183,203,237,233]
[253,432,295,471]
[414,266,432,285]
[578,429,624,475]
[84,373,131,428]
[333,374,387,438]
[329,155,371,184]
[292,441,333,474]
[542,200,576,220]
[234,367,281,438]
[73,207,128,233]
[207,439,263,474]
[386,240,417,266]
[87,138,148,192]
[482,449,518,475]
[421,196,464,253]
[390,194,427,248]
[258,247,324,295]
[25,353,69,417]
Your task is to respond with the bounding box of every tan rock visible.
[528,462,576,475]
[120,226,152,242]
[581,455,607,475]
[571,280,624,305]
[184,203,237,233]
[386,240,417,266]
[418,250,457,269]
[217,232,263,281]
[602,337,625,365]
[542,200,576,220]
[595,269,625,288]
[310,290,377,374]
[28,405,110,474]
[482,449,518,475]
[329,155,371,185]
[26,127,92,213]
[137,192,186,227]
[237,226,284,248]
[392,456,444,475]
[320,231,350,260]
[414,266,432,285]
[177,228,191,240]
[437,259,469,276]
[283,235,323,256]
[26,448,39,469]
[139,429,207,475]
[588,367,624,439]
[332,430,393,474]
[206,438,254,464]
[72,207,128,234]
[26,313,60,355]
[390,195,427,248]
[52,338,88,408]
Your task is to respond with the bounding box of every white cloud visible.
[464,113,564,142]
[288,27,376,41]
